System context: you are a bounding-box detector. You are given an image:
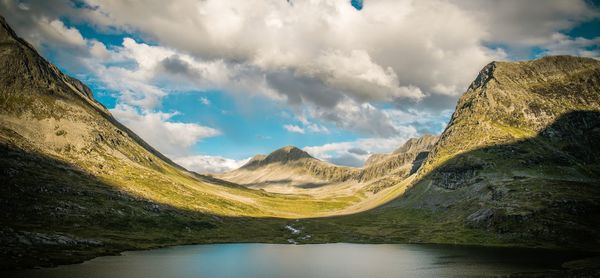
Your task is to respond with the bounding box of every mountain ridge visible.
[218,134,439,194]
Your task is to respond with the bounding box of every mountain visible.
[365,135,438,167]
[217,136,438,195]
[241,146,313,169]
[0,13,275,218]
[401,56,600,248]
[359,134,438,193]
[217,146,359,194]
[418,56,600,179]
[301,56,600,252]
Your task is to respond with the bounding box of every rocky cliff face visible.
[357,135,438,193]
[364,135,438,177]
[365,135,437,167]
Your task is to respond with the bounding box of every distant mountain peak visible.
[240,145,314,169]
[391,134,439,155]
[272,145,310,156]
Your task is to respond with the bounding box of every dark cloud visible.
[394,94,459,113]
[160,55,194,75]
[348,148,368,155]
[266,70,343,108]
[329,154,364,167]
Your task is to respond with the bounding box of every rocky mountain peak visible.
[468,61,496,91]
[392,134,439,155]
[0,15,109,116]
[240,146,314,169]
[265,145,313,162]
[0,15,25,44]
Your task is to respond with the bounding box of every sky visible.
[1,0,599,173]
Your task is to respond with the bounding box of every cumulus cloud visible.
[283,114,330,134]
[174,155,250,174]
[110,104,221,157]
[541,33,600,58]
[43,19,86,47]
[283,124,305,134]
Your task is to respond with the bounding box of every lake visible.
[5,243,586,277]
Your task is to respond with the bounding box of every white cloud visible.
[89,40,110,59]
[110,104,221,157]
[540,33,600,59]
[199,97,211,105]
[304,136,418,167]
[17,2,29,11]
[306,98,420,137]
[174,155,250,174]
[44,19,86,47]
[306,123,329,133]
[283,124,305,134]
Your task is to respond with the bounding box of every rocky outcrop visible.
[363,135,438,178]
[364,135,438,167]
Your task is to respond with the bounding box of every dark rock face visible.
[361,135,438,183]
[466,208,495,227]
[409,151,431,175]
[538,111,600,164]
[468,62,496,91]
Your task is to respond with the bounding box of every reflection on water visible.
[5,243,587,278]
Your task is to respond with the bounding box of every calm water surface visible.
[6,243,586,278]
